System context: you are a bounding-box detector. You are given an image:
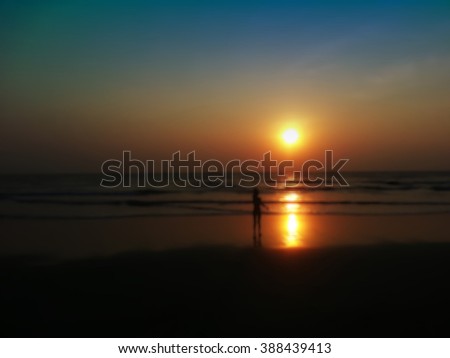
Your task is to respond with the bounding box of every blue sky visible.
[1,0,450,172]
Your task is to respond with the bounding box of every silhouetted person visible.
[252,188,267,246]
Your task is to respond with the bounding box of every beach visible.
[1,213,450,259]
[1,172,450,337]
[2,3,450,354]
[2,242,450,337]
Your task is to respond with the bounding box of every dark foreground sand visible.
[1,243,450,337]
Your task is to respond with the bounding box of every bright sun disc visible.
[282,129,299,144]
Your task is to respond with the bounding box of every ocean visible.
[1,171,450,218]
[1,171,449,257]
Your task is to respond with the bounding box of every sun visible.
[282,128,299,145]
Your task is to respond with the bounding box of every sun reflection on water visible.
[281,192,303,248]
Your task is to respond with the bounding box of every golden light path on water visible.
[280,192,303,248]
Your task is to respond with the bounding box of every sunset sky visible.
[1,0,450,173]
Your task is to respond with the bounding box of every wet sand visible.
[1,214,450,337]
[1,213,449,259]
[1,243,450,337]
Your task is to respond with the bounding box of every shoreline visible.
[1,213,450,259]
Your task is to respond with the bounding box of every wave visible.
[2,209,450,221]
[1,182,450,198]
[10,198,450,207]
[0,188,175,199]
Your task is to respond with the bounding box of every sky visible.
[1,0,450,173]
